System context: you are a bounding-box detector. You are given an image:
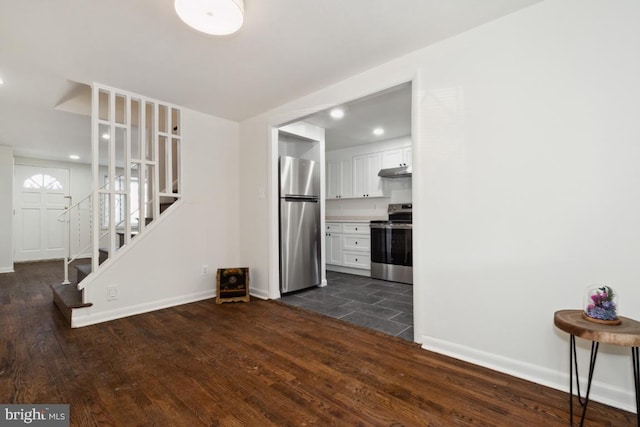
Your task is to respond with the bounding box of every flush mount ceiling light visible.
[69,154,80,160]
[329,108,344,119]
[175,0,244,36]
[373,127,385,136]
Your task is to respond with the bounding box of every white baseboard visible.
[250,287,269,300]
[326,265,370,277]
[0,266,15,274]
[421,335,637,414]
[71,289,216,328]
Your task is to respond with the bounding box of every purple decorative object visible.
[584,285,618,321]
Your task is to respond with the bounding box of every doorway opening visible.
[273,82,414,341]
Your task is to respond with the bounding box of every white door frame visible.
[265,75,419,306]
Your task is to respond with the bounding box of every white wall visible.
[416,0,640,412]
[238,119,271,299]
[239,0,640,412]
[75,108,240,326]
[0,146,14,272]
[278,133,320,161]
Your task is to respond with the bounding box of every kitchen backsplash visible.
[326,178,412,218]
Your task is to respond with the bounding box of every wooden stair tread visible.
[75,262,92,284]
[75,263,91,275]
[51,283,92,309]
[51,282,92,326]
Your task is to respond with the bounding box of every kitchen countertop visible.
[326,216,386,222]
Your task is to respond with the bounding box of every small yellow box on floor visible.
[216,267,250,304]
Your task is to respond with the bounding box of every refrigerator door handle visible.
[284,195,319,202]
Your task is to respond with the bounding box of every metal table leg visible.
[633,347,640,426]
[569,334,599,427]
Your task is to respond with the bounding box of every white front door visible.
[13,165,70,261]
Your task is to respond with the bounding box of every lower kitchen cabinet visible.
[326,221,370,276]
[326,233,343,265]
[342,251,370,269]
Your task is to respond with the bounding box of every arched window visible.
[23,174,63,190]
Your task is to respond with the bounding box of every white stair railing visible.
[57,192,94,285]
[57,182,115,285]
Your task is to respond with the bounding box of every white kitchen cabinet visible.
[342,252,370,269]
[325,222,343,265]
[326,233,343,265]
[382,149,403,168]
[342,222,370,269]
[343,235,370,251]
[325,222,343,233]
[342,223,367,234]
[382,146,412,168]
[326,221,370,273]
[326,159,351,199]
[403,147,412,167]
[326,160,339,198]
[352,152,383,198]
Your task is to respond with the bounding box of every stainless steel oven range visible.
[370,203,412,284]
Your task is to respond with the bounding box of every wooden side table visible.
[554,309,640,426]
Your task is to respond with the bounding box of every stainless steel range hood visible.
[378,165,412,178]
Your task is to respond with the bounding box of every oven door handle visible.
[369,223,412,230]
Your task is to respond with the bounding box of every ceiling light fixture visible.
[69,154,80,160]
[0,77,4,85]
[174,0,244,36]
[329,108,344,119]
[373,127,385,136]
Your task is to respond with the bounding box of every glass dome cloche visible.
[583,285,620,325]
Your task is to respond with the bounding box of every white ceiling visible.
[302,82,412,151]
[0,0,542,162]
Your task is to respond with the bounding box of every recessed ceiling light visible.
[0,77,4,85]
[102,133,110,140]
[329,108,344,119]
[174,0,244,36]
[373,127,385,136]
[69,154,80,160]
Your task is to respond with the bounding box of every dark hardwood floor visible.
[0,261,634,426]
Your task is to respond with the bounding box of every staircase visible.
[51,199,177,324]
[51,83,183,327]
[51,263,94,325]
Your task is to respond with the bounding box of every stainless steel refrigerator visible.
[279,156,321,293]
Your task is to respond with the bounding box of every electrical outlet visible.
[107,285,118,301]
[202,265,208,275]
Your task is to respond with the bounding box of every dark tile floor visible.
[279,271,414,341]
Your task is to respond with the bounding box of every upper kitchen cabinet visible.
[352,152,383,198]
[404,147,412,167]
[326,159,351,199]
[382,146,412,168]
